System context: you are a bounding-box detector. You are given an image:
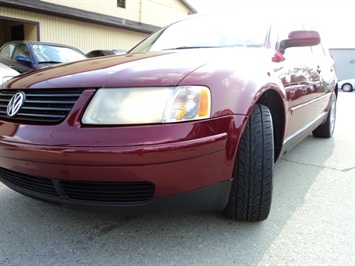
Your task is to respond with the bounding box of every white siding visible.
[330,49,355,80]
[0,7,148,53]
[41,0,190,27]
[141,0,189,26]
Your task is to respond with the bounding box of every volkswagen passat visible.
[0,11,338,221]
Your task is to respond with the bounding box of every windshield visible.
[31,44,86,63]
[130,13,270,53]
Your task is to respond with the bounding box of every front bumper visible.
[0,115,245,213]
[0,166,232,213]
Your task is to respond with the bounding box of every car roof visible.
[2,40,82,50]
[1,41,86,56]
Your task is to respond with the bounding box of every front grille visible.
[0,167,60,197]
[0,167,155,203]
[61,181,155,203]
[0,89,83,123]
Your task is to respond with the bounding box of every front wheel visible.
[312,93,337,138]
[341,83,353,92]
[225,104,274,221]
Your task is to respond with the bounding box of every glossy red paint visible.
[7,51,205,89]
[0,97,244,196]
[0,12,337,217]
[8,48,286,118]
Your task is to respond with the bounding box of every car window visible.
[311,43,326,56]
[0,43,16,60]
[12,44,30,59]
[283,46,312,59]
[272,17,313,59]
[275,15,305,40]
[31,44,86,63]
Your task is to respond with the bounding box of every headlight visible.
[82,86,211,125]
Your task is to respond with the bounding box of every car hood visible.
[6,51,204,88]
[0,63,19,77]
[5,48,271,89]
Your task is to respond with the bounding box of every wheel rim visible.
[342,84,352,92]
[330,94,336,134]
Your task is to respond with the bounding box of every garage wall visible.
[41,0,190,27]
[330,48,355,80]
[0,7,148,53]
[141,0,190,26]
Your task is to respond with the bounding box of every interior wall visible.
[0,17,39,47]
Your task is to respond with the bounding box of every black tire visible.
[225,104,274,221]
[312,93,336,138]
[341,83,353,92]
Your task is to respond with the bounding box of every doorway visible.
[0,16,39,47]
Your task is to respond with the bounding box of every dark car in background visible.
[0,41,87,73]
[0,10,338,221]
[86,49,126,58]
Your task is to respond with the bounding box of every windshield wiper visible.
[38,61,62,64]
[163,46,218,50]
[162,45,261,50]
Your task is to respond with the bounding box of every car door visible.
[310,43,337,109]
[282,44,321,137]
[0,42,16,70]
[272,20,327,142]
[282,40,336,140]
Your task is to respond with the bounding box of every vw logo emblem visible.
[7,92,26,117]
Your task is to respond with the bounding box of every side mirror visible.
[273,30,321,62]
[279,30,321,52]
[15,55,31,64]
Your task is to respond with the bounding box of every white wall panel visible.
[41,0,190,27]
[1,7,147,53]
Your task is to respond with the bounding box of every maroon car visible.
[0,11,337,221]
